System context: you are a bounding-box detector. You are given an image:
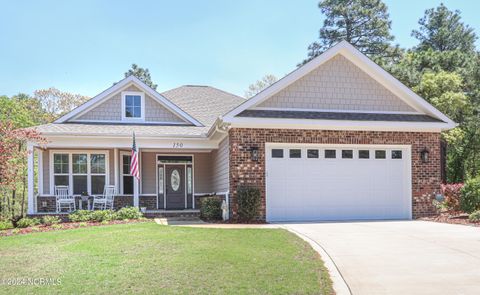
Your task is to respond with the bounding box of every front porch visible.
[28,138,230,215]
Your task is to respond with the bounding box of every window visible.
[51,151,108,196]
[121,153,133,195]
[157,155,192,163]
[158,167,164,194]
[72,154,87,195]
[289,149,301,158]
[375,150,386,159]
[392,150,403,159]
[187,167,192,194]
[271,149,284,158]
[342,150,353,159]
[359,150,370,159]
[307,149,319,158]
[122,92,144,121]
[53,154,69,187]
[91,154,106,195]
[325,150,336,159]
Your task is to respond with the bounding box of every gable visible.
[74,85,187,123]
[57,76,203,126]
[224,41,455,131]
[257,55,415,113]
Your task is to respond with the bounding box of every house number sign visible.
[172,142,184,148]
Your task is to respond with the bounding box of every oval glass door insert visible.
[170,169,180,191]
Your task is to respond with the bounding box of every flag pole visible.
[131,132,140,208]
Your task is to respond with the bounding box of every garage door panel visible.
[266,145,411,221]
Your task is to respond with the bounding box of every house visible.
[27,41,455,221]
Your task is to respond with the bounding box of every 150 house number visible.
[172,142,184,148]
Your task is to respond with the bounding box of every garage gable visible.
[223,41,456,130]
[257,54,415,113]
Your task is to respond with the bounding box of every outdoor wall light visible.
[250,147,259,162]
[420,148,429,163]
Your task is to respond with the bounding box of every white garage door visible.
[266,144,412,222]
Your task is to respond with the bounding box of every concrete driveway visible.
[282,221,480,295]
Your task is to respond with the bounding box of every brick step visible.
[143,210,200,219]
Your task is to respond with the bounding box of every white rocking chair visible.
[92,185,116,210]
[55,185,76,212]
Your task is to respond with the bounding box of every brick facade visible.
[36,195,135,212]
[228,128,442,220]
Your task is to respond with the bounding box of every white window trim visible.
[121,91,145,122]
[50,150,109,196]
[120,151,134,195]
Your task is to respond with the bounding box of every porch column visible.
[133,148,140,207]
[114,148,119,193]
[27,143,35,214]
[37,148,43,195]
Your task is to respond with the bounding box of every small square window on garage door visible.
[271,149,284,158]
[358,150,370,159]
[375,150,386,159]
[342,150,353,159]
[289,149,302,158]
[392,150,403,159]
[324,149,336,159]
[307,149,319,158]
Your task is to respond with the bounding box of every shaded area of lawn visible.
[0,222,333,294]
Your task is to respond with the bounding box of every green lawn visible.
[0,222,333,295]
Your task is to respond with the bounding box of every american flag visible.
[130,132,140,180]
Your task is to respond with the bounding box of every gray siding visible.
[141,152,157,194]
[257,55,415,112]
[75,85,186,123]
[193,153,212,193]
[139,152,213,195]
[41,147,228,196]
[211,137,229,193]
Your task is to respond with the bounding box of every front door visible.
[165,165,185,209]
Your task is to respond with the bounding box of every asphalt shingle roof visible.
[161,85,245,127]
[237,110,444,123]
[34,86,245,137]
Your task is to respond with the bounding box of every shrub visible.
[91,210,117,222]
[441,183,464,211]
[460,177,480,213]
[469,210,480,222]
[116,207,143,220]
[16,217,41,228]
[51,224,64,230]
[42,216,61,226]
[200,197,222,220]
[0,221,14,230]
[237,186,261,221]
[68,210,93,222]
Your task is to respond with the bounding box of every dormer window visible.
[121,91,145,121]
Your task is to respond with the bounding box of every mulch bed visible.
[0,219,150,237]
[419,212,480,227]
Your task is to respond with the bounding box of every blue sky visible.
[0,0,478,98]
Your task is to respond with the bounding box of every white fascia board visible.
[55,76,135,123]
[55,76,203,127]
[43,135,219,149]
[338,43,456,126]
[223,42,343,120]
[127,76,203,126]
[227,117,452,132]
